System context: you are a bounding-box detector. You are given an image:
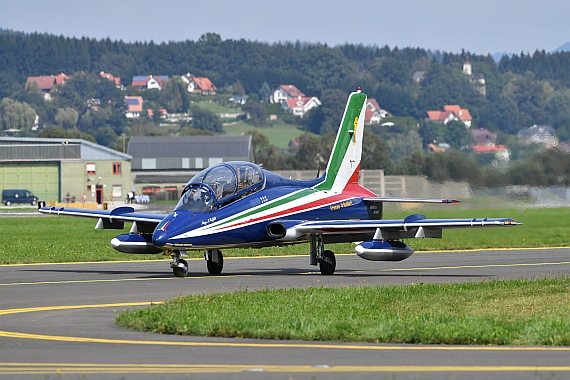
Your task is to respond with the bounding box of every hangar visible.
[0,137,132,205]
[128,135,253,201]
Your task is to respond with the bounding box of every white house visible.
[181,73,217,95]
[427,105,472,128]
[282,96,321,117]
[271,85,305,104]
[131,75,168,90]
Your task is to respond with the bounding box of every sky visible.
[1,0,569,56]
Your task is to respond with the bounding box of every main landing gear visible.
[205,249,224,275]
[169,249,225,277]
[310,235,336,275]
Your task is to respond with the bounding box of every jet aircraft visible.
[40,89,521,277]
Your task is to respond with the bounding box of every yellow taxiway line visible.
[1,303,570,352]
[1,363,570,375]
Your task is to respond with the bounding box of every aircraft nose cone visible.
[152,230,168,247]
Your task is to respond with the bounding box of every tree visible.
[159,78,186,113]
[259,82,271,102]
[545,89,570,141]
[0,98,36,132]
[242,99,268,127]
[55,107,79,129]
[445,120,471,149]
[288,132,336,170]
[38,127,96,143]
[360,131,394,173]
[387,129,423,164]
[247,130,282,169]
[231,80,245,95]
[190,105,223,133]
[419,120,443,146]
[93,126,118,147]
[304,89,348,135]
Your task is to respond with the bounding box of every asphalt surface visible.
[1,248,570,380]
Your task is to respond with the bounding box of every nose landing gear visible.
[170,250,188,277]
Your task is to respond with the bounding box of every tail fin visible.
[315,89,367,192]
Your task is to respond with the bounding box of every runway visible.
[1,247,570,379]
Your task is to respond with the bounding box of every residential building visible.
[271,85,305,104]
[517,125,558,148]
[412,71,426,82]
[181,73,217,95]
[282,96,321,117]
[427,105,472,128]
[124,96,143,118]
[365,99,388,124]
[100,71,123,89]
[131,75,169,90]
[24,73,70,100]
[471,128,497,146]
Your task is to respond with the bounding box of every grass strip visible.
[115,277,570,345]
[1,207,567,264]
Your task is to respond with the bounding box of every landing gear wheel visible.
[319,250,336,275]
[206,249,224,275]
[172,259,188,277]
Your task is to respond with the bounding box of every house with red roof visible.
[365,99,388,124]
[25,73,70,100]
[426,105,472,128]
[131,75,169,90]
[181,74,217,95]
[124,96,143,118]
[271,85,305,104]
[100,71,123,89]
[282,96,321,117]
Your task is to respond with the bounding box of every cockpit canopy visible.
[175,162,264,212]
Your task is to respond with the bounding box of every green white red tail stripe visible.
[315,89,367,192]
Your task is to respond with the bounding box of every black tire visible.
[31,200,37,206]
[173,259,188,277]
[5,201,10,206]
[319,250,336,275]
[207,250,224,275]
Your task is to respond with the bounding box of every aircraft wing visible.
[39,206,167,232]
[294,215,521,240]
[363,197,460,204]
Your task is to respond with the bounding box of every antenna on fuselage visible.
[316,166,321,178]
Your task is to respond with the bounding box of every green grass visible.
[115,277,570,345]
[0,217,163,264]
[0,206,567,264]
[192,100,240,115]
[381,206,568,250]
[223,120,305,149]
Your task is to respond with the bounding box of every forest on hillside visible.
[1,30,570,186]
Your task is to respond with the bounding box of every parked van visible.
[1,189,39,206]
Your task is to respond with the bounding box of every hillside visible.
[1,31,570,185]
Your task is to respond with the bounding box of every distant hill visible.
[493,43,570,62]
[552,42,570,53]
[492,52,513,63]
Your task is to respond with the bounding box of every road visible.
[1,248,570,379]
